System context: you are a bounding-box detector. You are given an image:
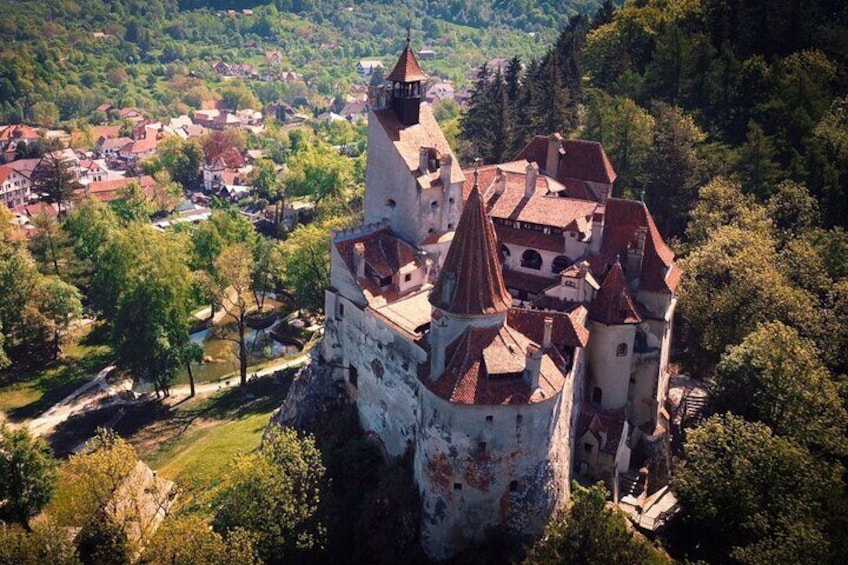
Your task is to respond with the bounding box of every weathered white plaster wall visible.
[587,323,636,410]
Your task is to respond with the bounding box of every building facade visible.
[322,41,680,559]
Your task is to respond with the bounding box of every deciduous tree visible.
[214,426,325,563]
[0,425,58,530]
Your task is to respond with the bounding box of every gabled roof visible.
[515,136,616,186]
[386,40,428,83]
[589,262,642,325]
[429,184,511,316]
[594,198,679,294]
[507,305,590,349]
[577,404,626,455]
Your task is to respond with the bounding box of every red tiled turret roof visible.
[589,261,641,325]
[386,40,429,83]
[430,183,512,315]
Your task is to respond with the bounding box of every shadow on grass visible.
[5,350,115,423]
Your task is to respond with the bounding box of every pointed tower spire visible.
[430,177,511,316]
[589,261,642,325]
[386,33,428,127]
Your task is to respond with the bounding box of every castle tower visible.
[428,179,512,373]
[587,261,641,411]
[363,38,464,247]
[386,33,428,127]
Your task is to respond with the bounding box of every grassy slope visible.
[0,324,113,424]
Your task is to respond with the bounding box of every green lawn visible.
[0,324,113,424]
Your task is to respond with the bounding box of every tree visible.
[643,102,705,237]
[252,237,283,312]
[143,515,259,565]
[524,482,668,565]
[110,226,193,396]
[30,100,59,126]
[0,518,80,565]
[29,210,66,275]
[673,414,837,564]
[0,425,58,530]
[110,180,154,223]
[214,426,325,563]
[249,158,285,236]
[733,120,783,199]
[713,321,847,457]
[32,276,83,358]
[215,243,255,386]
[279,215,354,310]
[284,142,350,204]
[154,136,203,190]
[151,170,183,214]
[685,177,772,246]
[33,152,79,215]
[766,179,819,240]
[220,83,260,111]
[679,223,815,370]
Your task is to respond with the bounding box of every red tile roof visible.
[0,166,11,184]
[577,404,626,455]
[423,324,567,405]
[4,158,41,178]
[82,175,157,202]
[515,136,616,186]
[335,228,420,281]
[430,185,512,316]
[507,306,590,349]
[386,40,429,83]
[0,124,40,142]
[595,198,677,294]
[502,269,553,295]
[589,262,641,325]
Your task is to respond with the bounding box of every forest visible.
[460,0,848,563]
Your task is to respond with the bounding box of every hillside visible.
[0,0,604,126]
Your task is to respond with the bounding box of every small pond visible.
[174,323,300,385]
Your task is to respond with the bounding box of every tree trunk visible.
[47,228,59,275]
[187,362,196,397]
[238,317,247,386]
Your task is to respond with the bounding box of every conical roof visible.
[589,261,642,324]
[386,39,429,83]
[430,184,512,315]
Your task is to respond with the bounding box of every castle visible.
[321,39,680,559]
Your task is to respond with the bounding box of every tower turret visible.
[386,33,428,127]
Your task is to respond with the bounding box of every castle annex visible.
[321,40,680,559]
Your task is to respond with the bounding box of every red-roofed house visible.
[0,164,32,207]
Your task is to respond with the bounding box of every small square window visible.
[453,482,462,491]
[477,441,487,453]
[583,443,593,454]
[509,480,519,493]
[404,273,412,282]
[516,414,523,425]
[338,302,345,319]
[485,415,493,423]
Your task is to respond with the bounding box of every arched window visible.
[500,244,511,258]
[521,249,543,270]
[592,386,603,404]
[551,255,572,274]
[431,201,438,209]
[385,198,396,208]
[616,343,628,357]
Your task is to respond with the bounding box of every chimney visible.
[353,242,366,278]
[525,162,538,198]
[419,147,431,176]
[495,167,506,195]
[524,344,543,390]
[543,317,553,349]
[430,316,447,378]
[545,133,564,177]
[589,211,605,254]
[440,153,452,188]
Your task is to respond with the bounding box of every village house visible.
[0,164,32,207]
[0,124,41,162]
[425,81,456,104]
[322,40,680,559]
[356,59,384,78]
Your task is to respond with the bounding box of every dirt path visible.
[27,365,135,437]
